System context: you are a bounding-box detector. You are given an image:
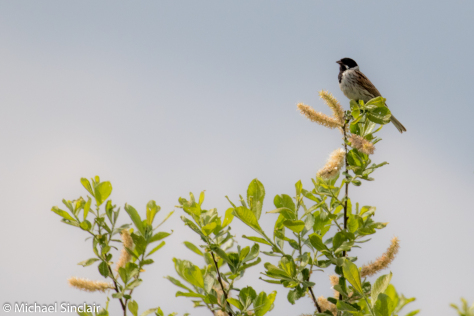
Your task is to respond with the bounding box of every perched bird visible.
[336,58,406,133]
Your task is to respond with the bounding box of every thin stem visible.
[210,251,234,316]
[86,230,126,314]
[342,118,349,255]
[261,231,285,255]
[107,265,127,314]
[339,118,350,309]
[322,208,343,231]
[308,286,322,313]
[124,253,146,315]
[299,233,322,314]
[204,302,216,316]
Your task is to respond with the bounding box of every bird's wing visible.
[357,71,382,97]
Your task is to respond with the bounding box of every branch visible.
[308,286,323,313]
[210,251,234,316]
[107,265,126,315]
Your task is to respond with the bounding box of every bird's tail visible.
[390,115,407,133]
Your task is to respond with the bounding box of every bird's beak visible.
[336,60,342,65]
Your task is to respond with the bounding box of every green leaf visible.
[283,220,305,233]
[164,276,192,292]
[98,261,109,278]
[347,215,359,233]
[51,206,76,222]
[132,234,147,255]
[308,234,328,252]
[147,241,165,257]
[128,300,138,316]
[383,284,399,308]
[125,204,145,236]
[202,222,217,236]
[183,241,203,256]
[247,179,265,220]
[240,286,257,309]
[140,309,158,316]
[204,274,214,293]
[342,259,363,294]
[243,243,260,263]
[146,200,160,225]
[149,232,171,243]
[227,298,244,310]
[371,272,392,307]
[263,262,291,278]
[233,206,262,233]
[154,210,174,229]
[81,178,94,196]
[83,197,91,220]
[280,255,296,277]
[405,310,420,316]
[239,257,262,272]
[287,290,296,305]
[127,279,143,290]
[274,194,295,212]
[336,300,359,312]
[198,191,205,205]
[94,181,112,206]
[176,291,206,299]
[242,235,271,246]
[266,207,295,220]
[254,291,277,316]
[367,102,391,125]
[347,149,364,168]
[77,258,99,267]
[156,308,164,316]
[173,258,204,288]
[80,220,92,231]
[374,293,395,316]
[223,208,235,227]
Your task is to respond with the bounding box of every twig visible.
[107,265,126,315]
[342,117,349,253]
[339,117,350,308]
[308,286,323,313]
[210,251,234,316]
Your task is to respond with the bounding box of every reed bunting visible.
[336,58,406,133]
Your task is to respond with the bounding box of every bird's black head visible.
[336,58,358,71]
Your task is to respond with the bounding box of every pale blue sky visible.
[1,1,473,315]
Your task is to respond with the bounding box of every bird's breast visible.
[339,70,372,102]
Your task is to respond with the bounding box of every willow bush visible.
[52,92,426,316]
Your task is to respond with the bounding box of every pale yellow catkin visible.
[317,296,337,316]
[317,148,345,180]
[115,229,134,272]
[319,90,345,125]
[68,277,113,292]
[349,134,375,155]
[329,274,340,298]
[297,103,342,129]
[361,237,400,277]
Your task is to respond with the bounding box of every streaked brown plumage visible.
[337,58,406,133]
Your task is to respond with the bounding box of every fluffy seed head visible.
[317,296,337,316]
[319,90,344,124]
[297,103,343,129]
[68,277,113,292]
[317,148,345,180]
[329,275,340,298]
[361,237,400,277]
[349,134,375,155]
[115,229,134,272]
